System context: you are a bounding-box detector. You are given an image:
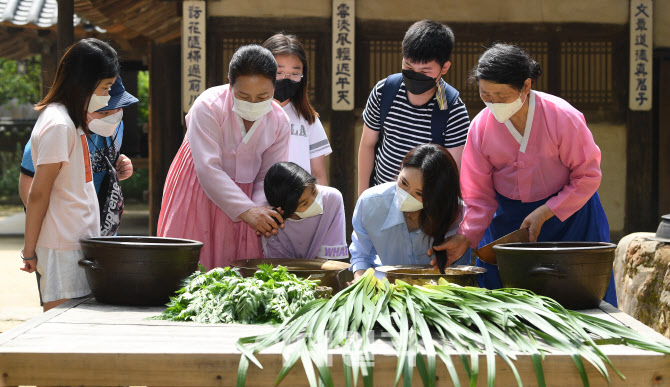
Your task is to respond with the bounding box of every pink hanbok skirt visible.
[157,140,263,269]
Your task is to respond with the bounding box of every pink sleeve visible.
[458,115,499,247]
[186,97,255,221]
[251,111,290,205]
[545,109,602,221]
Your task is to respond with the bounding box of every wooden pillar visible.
[119,61,143,157]
[331,0,356,241]
[149,42,183,236]
[57,0,74,59]
[656,50,670,218]
[625,111,657,233]
[40,41,58,97]
[330,111,356,241]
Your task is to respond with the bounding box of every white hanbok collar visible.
[503,90,535,153]
[236,114,263,144]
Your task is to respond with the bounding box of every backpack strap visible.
[378,73,404,136]
[429,81,460,145]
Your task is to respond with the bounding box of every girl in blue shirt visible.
[350,143,467,280]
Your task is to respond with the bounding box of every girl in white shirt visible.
[263,33,332,185]
[21,38,119,311]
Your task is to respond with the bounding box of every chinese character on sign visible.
[634,62,647,77]
[337,90,350,104]
[336,47,351,61]
[337,3,350,18]
[188,6,202,19]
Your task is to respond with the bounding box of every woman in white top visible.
[21,38,119,311]
[262,33,332,185]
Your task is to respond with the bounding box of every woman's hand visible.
[240,206,284,237]
[20,250,38,273]
[345,269,367,286]
[520,204,554,242]
[428,234,471,270]
[116,154,133,181]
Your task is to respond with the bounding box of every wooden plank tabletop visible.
[0,296,668,386]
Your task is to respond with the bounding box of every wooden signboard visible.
[182,0,206,116]
[629,0,652,111]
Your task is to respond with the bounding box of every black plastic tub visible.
[79,236,203,306]
[493,242,616,310]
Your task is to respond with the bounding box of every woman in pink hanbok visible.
[158,45,290,269]
[432,43,616,306]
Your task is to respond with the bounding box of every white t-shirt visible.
[283,103,332,173]
[31,103,100,250]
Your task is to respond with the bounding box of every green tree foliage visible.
[137,70,149,126]
[0,56,41,106]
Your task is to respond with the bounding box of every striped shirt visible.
[362,78,470,185]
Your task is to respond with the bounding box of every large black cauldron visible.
[79,236,203,306]
[493,242,616,310]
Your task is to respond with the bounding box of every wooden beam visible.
[148,41,183,236]
[57,0,74,59]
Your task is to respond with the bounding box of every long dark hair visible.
[468,43,542,91]
[262,33,317,125]
[401,144,461,244]
[35,38,119,134]
[228,44,277,85]
[264,162,317,218]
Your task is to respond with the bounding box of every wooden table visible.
[0,297,668,386]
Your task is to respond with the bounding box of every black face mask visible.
[274,79,302,103]
[401,69,439,95]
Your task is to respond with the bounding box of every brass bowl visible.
[230,258,350,292]
[378,265,486,287]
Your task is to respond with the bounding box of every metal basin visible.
[79,236,203,306]
[494,242,616,309]
[378,265,486,287]
[230,258,351,292]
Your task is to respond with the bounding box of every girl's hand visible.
[520,204,555,242]
[241,206,284,237]
[116,154,133,181]
[428,234,471,270]
[20,250,38,273]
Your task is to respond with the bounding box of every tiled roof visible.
[0,0,80,28]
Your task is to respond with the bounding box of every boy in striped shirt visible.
[357,20,470,195]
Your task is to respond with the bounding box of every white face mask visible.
[232,96,273,122]
[294,189,323,219]
[88,110,123,137]
[484,92,527,123]
[395,184,423,212]
[88,93,111,113]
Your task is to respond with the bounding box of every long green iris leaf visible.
[235,269,670,387]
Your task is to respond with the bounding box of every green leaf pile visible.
[237,269,670,387]
[154,264,319,324]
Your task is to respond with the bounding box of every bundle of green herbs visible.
[237,269,670,387]
[154,264,319,324]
